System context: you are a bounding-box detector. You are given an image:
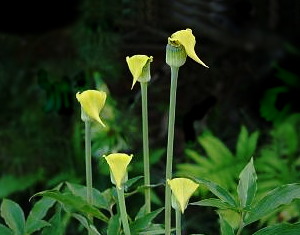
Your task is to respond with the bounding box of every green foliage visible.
[0,172,42,198]
[252,222,300,235]
[0,196,57,235]
[192,159,300,234]
[177,126,259,192]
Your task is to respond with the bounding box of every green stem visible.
[140,82,151,214]
[85,120,93,234]
[175,209,182,235]
[117,187,131,235]
[164,66,179,235]
[236,212,244,235]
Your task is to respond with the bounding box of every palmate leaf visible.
[245,183,300,225]
[0,199,25,235]
[65,182,111,210]
[252,222,300,235]
[177,127,259,192]
[32,190,109,223]
[25,197,55,234]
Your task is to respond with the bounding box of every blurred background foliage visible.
[0,0,300,234]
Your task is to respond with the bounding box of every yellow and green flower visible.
[76,90,107,126]
[167,178,199,213]
[104,153,133,189]
[168,28,208,68]
[126,55,153,89]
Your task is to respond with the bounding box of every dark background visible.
[0,0,300,234]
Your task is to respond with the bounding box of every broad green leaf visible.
[33,190,109,222]
[191,198,233,210]
[219,214,234,235]
[107,214,121,235]
[72,213,101,235]
[237,158,257,208]
[130,208,163,234]
[245,184,300,225]
[124,176,143,190]
[139,224,165,234]
[236,126,249,159]
[194,177,237,207]
[65,182,110,210]
[252,222,300,235]
[0,173,42,198]
[135,204,146,220]
[42,206,64,235]
[0,224,13,235]
[0,199,25,235]
[198,133,234,163]
[25,197,55,234]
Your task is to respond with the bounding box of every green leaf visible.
[236,126,259,160]
[25,197,55,234]
[130,208,163,234]
[0,173,42,198]
[237,158,257,208]
[107,214,121,235]
[135,204,146,220]
[194,177,237,207]
[245,184,300,225]
[42,206,64,235]
[0,199,25,235]
[191,198,233,210]
[0,224,13,235]
[124,176,143,190]
[65,182,110,210]
[139,224,165,234]
[252,222,300,235]
[72,213,101,235]
[33,190,109,223]
[219,214,234,235]
[198,133,234,163]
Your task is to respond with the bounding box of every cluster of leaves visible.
[0,179,164,235]
[190,159,300,234]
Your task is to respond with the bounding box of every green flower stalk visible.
[76,90,107,234]
[104,153,133,235]
[164,29,208,235]
[126,55,153,213]
[168,178,199,235]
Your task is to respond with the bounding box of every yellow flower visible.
[104,153,133,189]
[168,29,208,68]
[126,55,153,89]
[167,178,199,213]
[76,90,107,126]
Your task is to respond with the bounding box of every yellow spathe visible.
[126,55,153,89]
[104,153,133,189]
[76,90,107,126]
[167,178,199,213]
[168,29,208,68]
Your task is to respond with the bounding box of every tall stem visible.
[140,82,151,214]
[164,66,179,235]
[85,120,93,234]
[117,187,131,235]
[175,209,182,235]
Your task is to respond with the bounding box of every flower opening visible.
[167,178,199,213]
[104,153,133,189]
